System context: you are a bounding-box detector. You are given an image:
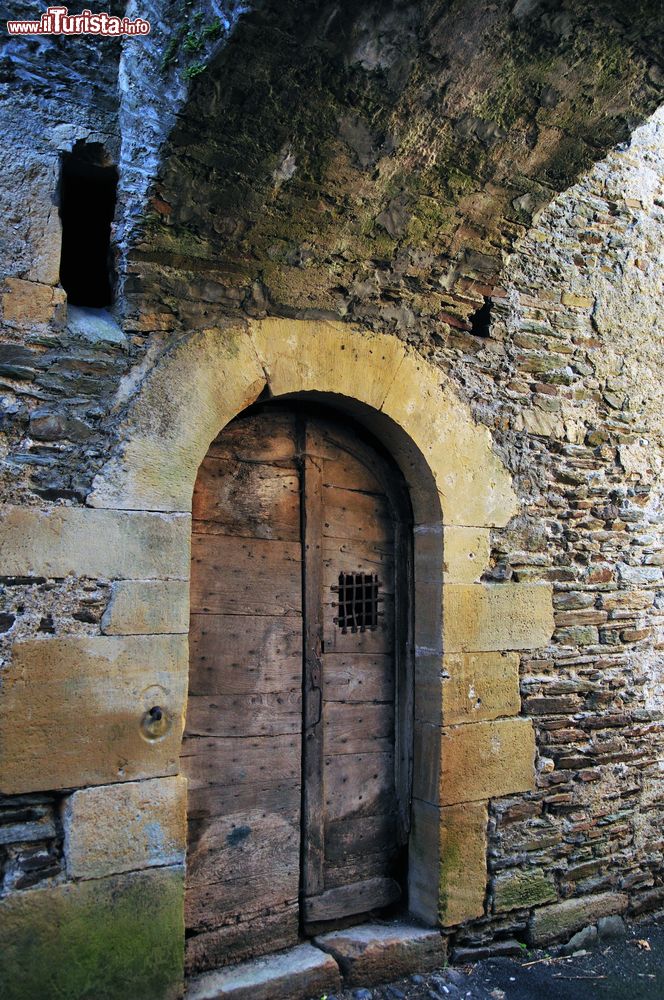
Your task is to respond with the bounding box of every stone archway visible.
[88,317,552,927]
[0,317,554,997]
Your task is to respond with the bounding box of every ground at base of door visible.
[185,921,446,1000]
[323,919,664,1000]
[185,919,664,1000]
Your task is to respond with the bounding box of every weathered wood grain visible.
[324,702,393,754]
[301,438,326,898]
[184,406,412,955]
[303,877,401,922]
[193,458,300,541]
[185,692,302,738]
[180,733,301,792]
[322,538,394,591]
[323,485,391,542]
[186,807,300,892]
[185,780,301,820]
[185,407,304,974]
[188,614,301,695]
[185,907,299,975]
[190,534,301,615]
[323,653,394,703]
[324,814,398,863]
[325,851,397,890]
[206,411,298,463]
[324,752,396,820]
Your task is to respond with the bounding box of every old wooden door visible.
[181,405,411,975]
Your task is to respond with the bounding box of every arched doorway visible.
[180,402,414,975]
[88,317,545,987]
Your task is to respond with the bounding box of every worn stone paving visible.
[321,921,664,1000]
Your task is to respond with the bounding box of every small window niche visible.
[59,142,118,308]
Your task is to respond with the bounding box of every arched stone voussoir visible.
[89,318,519,528]
[380,350,519,529]
[89,324,267,512]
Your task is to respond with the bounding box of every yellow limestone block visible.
[443,583,554,652]
[440,719,536,806]
[442,651,521,725]
[64,776,187,879]
[0,505,190,579]
[440,801,488,926]
[0,635,188,794]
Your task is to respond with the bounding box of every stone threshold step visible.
[315,921,447,987]
[186,921,446,1000]
[186,943,340,1000]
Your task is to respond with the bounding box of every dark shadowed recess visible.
[134,0,663,296]
[59,142,119,308]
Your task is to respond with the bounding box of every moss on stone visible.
[0,867,184,1000]
[494,868,557,913]
[141,0,662,324]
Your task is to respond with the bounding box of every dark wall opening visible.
[469,297,492,338]
[59,142,118,308]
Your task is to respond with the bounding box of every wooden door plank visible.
[186,870,300,933]
[185,692,302,738]
[303,877,401,923]
[206,410,298,463]
[180,733,300,784]
[324,852,397,890]
[324,702,393,754]
[190,534,301,615]
[323,653,394,703]
[324,814,397,862]
[188,614,301,695]
[186,780,301,820]
[323,751,396,820]
[186,807,300,891]
[305,420,397,494]
[322,485,391,542]
[322,538,394,591]
[301,426,325,898]
[185,907,299,976]
[193,457,300,541]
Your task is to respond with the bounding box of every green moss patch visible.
[0,867,184,1000]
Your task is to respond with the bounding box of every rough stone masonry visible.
[0,1,663,998]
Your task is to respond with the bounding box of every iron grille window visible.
[333,572,382,633]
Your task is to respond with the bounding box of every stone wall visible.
[0,2,663,995]
[468,106,664,956]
